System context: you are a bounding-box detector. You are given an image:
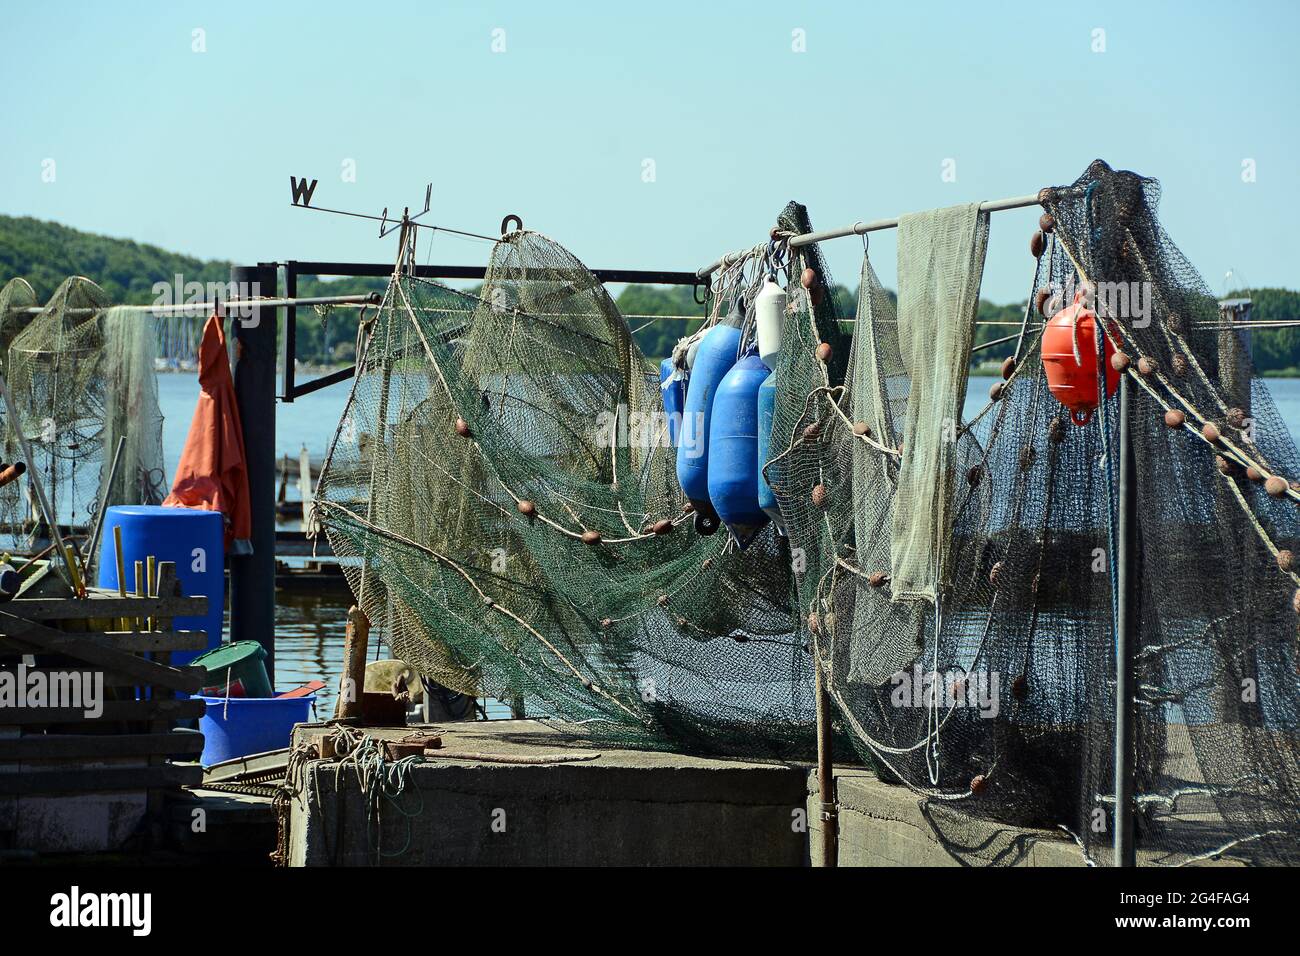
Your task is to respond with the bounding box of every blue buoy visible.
[756,369,783,529]
[98,505,225,667]
[708,352,772,544]
[676,308,744,534]
[659,357,687,448]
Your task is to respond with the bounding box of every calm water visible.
[154,370,1300,712]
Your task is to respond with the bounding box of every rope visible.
[328,725,426,861]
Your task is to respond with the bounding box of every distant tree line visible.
[3,214,1298,373]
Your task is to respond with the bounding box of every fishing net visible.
[5,279,166,548]
[773,160,1300,866]
[890,203,989,601]
[0,278,38,533]
[317,160,1298,865]
[99,306,167,509]
[315,229,811,757]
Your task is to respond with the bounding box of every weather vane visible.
[289,176,521,242]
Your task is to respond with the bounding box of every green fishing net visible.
[316,230,810,757]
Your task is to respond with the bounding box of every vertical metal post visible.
[815,659,838,867]
[282,262,298,403]
[1114,372,1137,867]
[230,263,279,686]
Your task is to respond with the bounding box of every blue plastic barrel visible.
[197,694,316,766]
[659,357,687,448]
[756,369,782,528]
[676,321,743,527]
[708,353,771,543]
[98,505,224,667]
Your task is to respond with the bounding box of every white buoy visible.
[755,276,786,367]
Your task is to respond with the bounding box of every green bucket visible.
[192,640,273,698]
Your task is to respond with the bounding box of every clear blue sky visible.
[1,0,1296,302]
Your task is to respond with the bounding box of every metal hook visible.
[501,214,524,236]
[853,222,868,254]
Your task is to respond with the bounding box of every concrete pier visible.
[286,719,1129,866]
[285,720,1253,866]
[288,721,811,866]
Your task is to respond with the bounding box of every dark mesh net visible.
[773,162,1299,865]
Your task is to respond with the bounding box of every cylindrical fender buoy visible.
[676,305,745,527]
[708,352,772,546]
[659,357,687,448]
[756,369,783,531]
[755,276,787,367]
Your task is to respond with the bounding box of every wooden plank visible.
[0,730,204,760]
[0,613,205,693]
[0,763,203,795]
[0,655,205,695]
[0,629,207,654]
[338,606,369,719]
[0,667,173,690]
[6,593,208,621]
[0,697,206,725]
[147,562,179,838]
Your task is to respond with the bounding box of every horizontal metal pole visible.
[288,261,702,287]
[696,191,1051,279]
[288,364,357,399]
[16,293,381,316]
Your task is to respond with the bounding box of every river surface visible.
[152,371,1300,713]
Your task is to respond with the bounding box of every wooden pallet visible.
[0,561,210,854]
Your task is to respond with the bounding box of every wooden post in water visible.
[298,444,314,527]
[337,606,369,720]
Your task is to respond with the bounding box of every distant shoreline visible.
[157,363,349,377]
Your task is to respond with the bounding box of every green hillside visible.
[2,214,1298,372]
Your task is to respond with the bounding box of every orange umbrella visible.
[164,314,253,552]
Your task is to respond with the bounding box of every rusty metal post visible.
[815,659,838,866]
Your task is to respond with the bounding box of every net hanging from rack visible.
[772,160,1299,866]
[5,277,166,549]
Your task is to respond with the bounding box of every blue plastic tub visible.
[197,694,316,766]
[98,505,225,667]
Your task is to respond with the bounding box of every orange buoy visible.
[1041,292,1120,426]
